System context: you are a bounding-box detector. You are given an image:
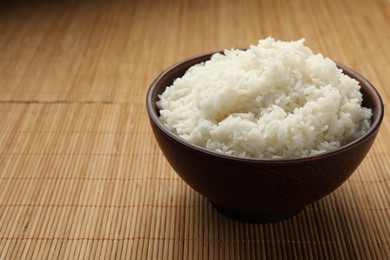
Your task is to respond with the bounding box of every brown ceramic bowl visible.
[146,51,384,222]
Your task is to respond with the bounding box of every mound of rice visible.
[157,37,372,159]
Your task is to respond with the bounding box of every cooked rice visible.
[157,37,372,159]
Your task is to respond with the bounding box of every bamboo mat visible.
[1,0,390,259]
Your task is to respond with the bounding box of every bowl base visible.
[211,202,304,223]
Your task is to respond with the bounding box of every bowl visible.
[146,51,384,222]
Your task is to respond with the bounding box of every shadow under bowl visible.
[146,51,384,222]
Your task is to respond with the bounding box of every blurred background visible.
[1,0,388,102]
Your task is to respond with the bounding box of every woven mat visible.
[1,0,389,259]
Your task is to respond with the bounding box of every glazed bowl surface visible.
[146,51,384,222]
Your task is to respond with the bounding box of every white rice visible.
[157,37,372,159]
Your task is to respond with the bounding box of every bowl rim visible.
[146,51,384,164]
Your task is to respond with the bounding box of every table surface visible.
[1,0,389,259]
